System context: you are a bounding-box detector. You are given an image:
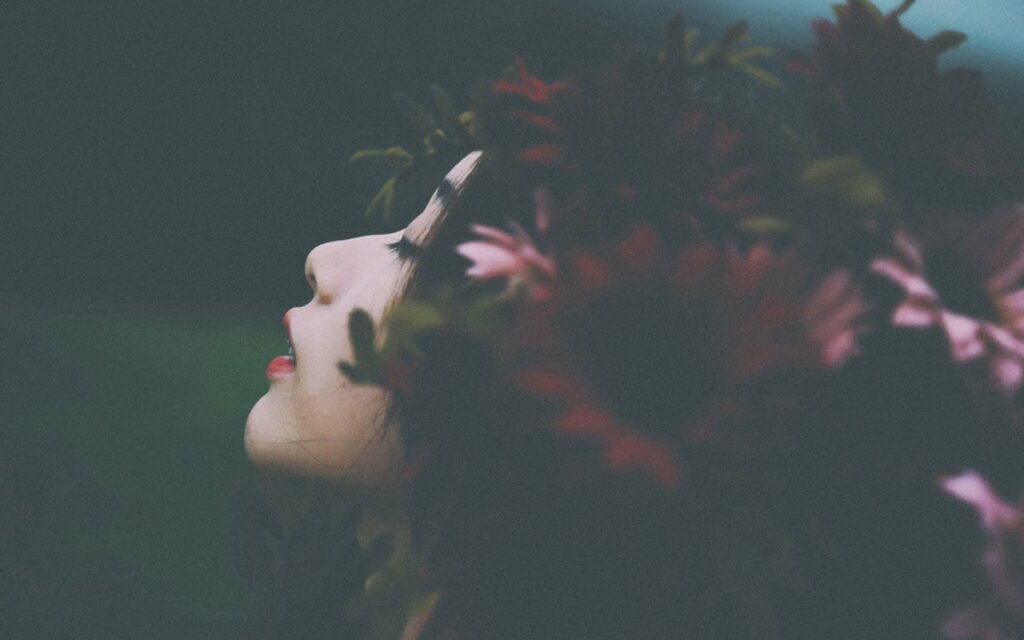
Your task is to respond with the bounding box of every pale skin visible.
[245,151,483,487]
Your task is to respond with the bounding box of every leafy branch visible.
[661,15,783,89]
[349,85,479,226]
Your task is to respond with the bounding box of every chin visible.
[244,393,303,472]
[244,393,403,488]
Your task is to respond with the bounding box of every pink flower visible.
[940,471,1019,532]
[802,269,868,368]
[455,199,556,302]
[940,471,1024,639]
[871,204,1024,394]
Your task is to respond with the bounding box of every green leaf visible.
[845,173,888,208]
[463,294,508,335]
[429,84,465,143]
[926,30,968,56]
[384,301,445,347]
[364,176,398,223]
[802,156,888,208]
[738,216,791,233]
[684,27,700,58]
[801,156,865,185]
[394,92,440,144]
[459,110,479,140]
[696,20,749,66]
[348,146,415,168]
[348,309,380,374]
[728,46,776,64]
[734,62,784,89]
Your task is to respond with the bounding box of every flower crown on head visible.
[346,1,1024,633]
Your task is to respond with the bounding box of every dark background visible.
[6,0,1018,318]
[1,1,1021,637]
[3,0,639,316]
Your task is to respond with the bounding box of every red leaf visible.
[517,143,565,165]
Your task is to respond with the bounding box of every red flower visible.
[485,60,574,168]
[491,59,573,106]
[512,226,865,489]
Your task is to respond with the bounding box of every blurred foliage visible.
[660,15,782,89]
[0,299,282,638]
[350,86,480,228]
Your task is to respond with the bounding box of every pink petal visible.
[534,189,553,235]
[457,242,525,279]
[803,270,868,367]
[941,607,990,639]
[892,301,938,328]
[983,324,1024,359]
[822,328,861,368]
[468,224,519,249]
[940,470,1018,531]
[892,230,926,272]
[988,247,1024,294]
[997,288,1024,320]
[942,312,985,361]
[870,257,937,299]
[990,355,1024,393]
[983,205,1024,292]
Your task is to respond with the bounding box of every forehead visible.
[405,151,483,243]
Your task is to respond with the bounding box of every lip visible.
[283,310,294,339]
[266,355,296,380]
[265,309,298,381]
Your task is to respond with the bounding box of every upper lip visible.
[283,310,295,358]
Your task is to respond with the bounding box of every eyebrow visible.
[386,235,424,260]
[436,178,456,206]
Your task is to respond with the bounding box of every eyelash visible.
[387,236,423,260]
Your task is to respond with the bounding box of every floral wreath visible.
[345,0,1024,636]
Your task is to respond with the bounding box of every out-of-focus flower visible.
[484,60,574,167]
[491,59,573,107]
[554,96,777,237]
[942,471,1019,532]
[514,227,865,489]
[940,471,1024,639]
[456,195,556,302]
[795,0,1017,218]
[871,204,1024,393]
[803,270,867,368]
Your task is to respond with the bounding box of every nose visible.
[304,239,350,303]
[304,235,388,303]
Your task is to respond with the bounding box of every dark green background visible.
[1,0,1020,637]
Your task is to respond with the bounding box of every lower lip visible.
[265,355,295,379]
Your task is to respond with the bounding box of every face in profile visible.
[245,151,482,486]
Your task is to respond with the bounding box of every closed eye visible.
[386,236,424,261]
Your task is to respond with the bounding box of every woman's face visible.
[245,151,482,486]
